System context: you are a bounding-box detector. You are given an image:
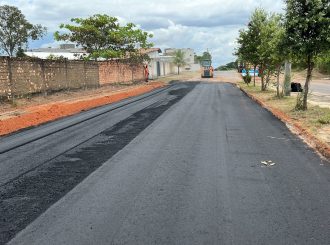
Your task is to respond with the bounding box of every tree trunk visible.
[253,65,256,87]
[261,76,265,91]
[284,61,291,96]
[260,65,266,91]
[177,66,180,75]
[276,65,281,98]
[262,69,270,91]
[302,55,314,110]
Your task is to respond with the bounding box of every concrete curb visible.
[237,84,330,160]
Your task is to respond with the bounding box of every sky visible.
[1,0,285,67]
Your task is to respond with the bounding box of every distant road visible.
[311,81,330,94]
[310,80,330,105]
[1,80,330,244]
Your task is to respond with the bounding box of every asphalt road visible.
[1,82,330,245]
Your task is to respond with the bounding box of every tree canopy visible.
[236,0,329,110]
[195,51,212,64]
[236,9,287,90]
[54,14,153,60]
[285,0,330,109]
[0,5,46,57]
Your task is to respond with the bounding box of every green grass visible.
[317,113,330,125]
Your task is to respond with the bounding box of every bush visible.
[318,114,330,124]
[243,73,252,84]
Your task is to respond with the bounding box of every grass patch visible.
[318,114,330,125]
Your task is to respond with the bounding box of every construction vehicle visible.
[201,59,214,78]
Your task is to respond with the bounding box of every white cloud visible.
[1,0,285,66]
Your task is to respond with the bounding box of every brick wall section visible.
[0,58,9,96]
[0,57,99,98]
[0,57,145,98]
[99,61,144,85]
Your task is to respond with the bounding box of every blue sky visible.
[1,0,284,67]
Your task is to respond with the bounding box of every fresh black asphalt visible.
[1,82,330,244]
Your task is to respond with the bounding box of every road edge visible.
[237,84,330,161]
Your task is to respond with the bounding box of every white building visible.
[164,48,201,72]
[25,44,88,60]
[141,48,177,80]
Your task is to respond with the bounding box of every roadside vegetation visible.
[0,5,46,57]
[236,0,330,110]
[54,14,153,62]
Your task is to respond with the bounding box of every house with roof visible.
[140,48,177,80]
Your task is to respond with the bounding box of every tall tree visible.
[0,5,46,57]
[285,0,330,110]
[55,14,153,60]
[259,13,286,95]
[173,50,186,75]
[236,9,267,87]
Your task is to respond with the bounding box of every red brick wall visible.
[99,61,144,85]
[0,57,99,98]
[0,57,145,98]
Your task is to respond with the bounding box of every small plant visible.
[318,114,330,124]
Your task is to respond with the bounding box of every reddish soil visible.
[0,82,164,136]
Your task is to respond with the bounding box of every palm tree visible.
[173,50,186,75]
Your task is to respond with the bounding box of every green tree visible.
[194,51,212,64]
[259,13,286,95]
[236,9,267,87]
[16,47,27,57]
[54,14,153,60]
[0,5,46,57]
[201,51,212,60]
[173,50,186,75]
[285,0,330,110]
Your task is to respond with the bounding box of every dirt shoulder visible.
[0,72,198,136]
[236,77,330,160]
